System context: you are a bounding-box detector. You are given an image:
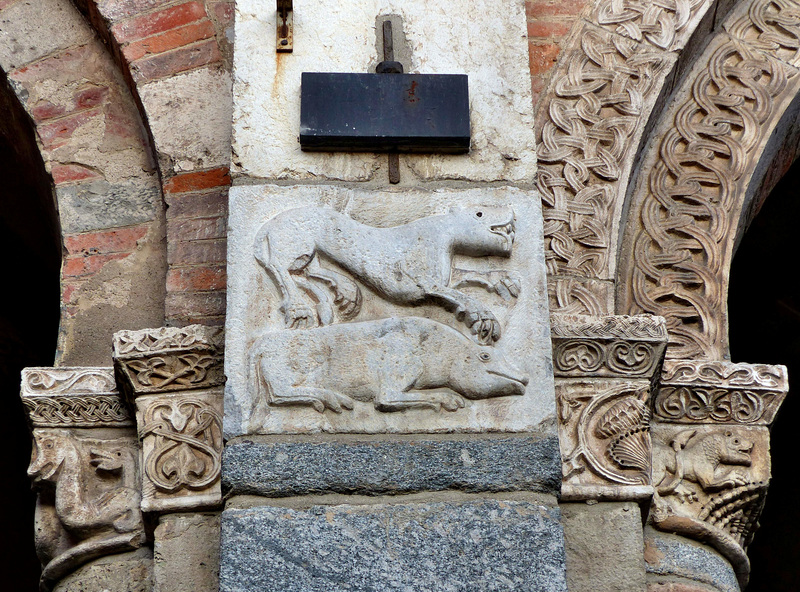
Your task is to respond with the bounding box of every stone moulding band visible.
[654,360,788,425]
[20,367,133,428]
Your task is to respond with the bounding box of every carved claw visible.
[285,304,317,329]
[465,310,501,344]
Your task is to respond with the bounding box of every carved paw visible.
[434,392,466,412]
[333,282,362,319]
[463,308,501,344]
[284,304,318,329]
[272,387,355,414]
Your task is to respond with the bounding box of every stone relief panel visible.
[551,314,667,378]
[20,368,146,591]
[225,185,554,436]
[113,326,225,512]
[557,379,653,500]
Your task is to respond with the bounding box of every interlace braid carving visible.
[630,35,789,359]
[23,395,133,426]
[537,27,670,313]
[594,0,706,50]
[727,0,800,65]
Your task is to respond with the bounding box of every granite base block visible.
[220,499,568,592]
[223,436,561,497]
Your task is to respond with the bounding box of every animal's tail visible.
[253,222,272,273]
[247,345,272,433]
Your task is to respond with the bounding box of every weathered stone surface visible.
[550,314,668,379]
[154,513,220,592]
[20,367,147,591]
[140,68,233,175]
[0,0,93,71]
[232,0,536,182]
[225,184,553,436]
[220,499,567,592]
[223,435,560,496]
[113,325,225,512]
[53,548,153,592]
[562,502,646,592]
[57,181,160,233]
[644,529,740,592]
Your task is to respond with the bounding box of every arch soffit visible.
[0,0,165,364]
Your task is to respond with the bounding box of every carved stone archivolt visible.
[113,326,224,512]
[618,0,800,359]
[552,314,668,500]
[20,368,146,591]
[649,360,788,587]
[535,0,715,315]
[551,314,667,378]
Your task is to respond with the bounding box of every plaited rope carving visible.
[23,395,133,427]
[594,0,706,50]
[627,4,799,358]
[537,26,673,314]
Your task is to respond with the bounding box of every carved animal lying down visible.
[248,317,529,420]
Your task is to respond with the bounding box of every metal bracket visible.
[277,0,292,53]
[377,20,401,183]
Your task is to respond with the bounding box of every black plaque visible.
[300,72,470,153]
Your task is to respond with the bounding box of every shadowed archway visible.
[0,67,62,589]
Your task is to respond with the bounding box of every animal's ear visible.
[671,429,697,449]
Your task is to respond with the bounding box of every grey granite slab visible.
[220,499,568,592]
[223,435,561,497]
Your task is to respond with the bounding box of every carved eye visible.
[476,211,483,218]
[479,352,491,362]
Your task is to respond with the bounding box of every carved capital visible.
[557,379,653,501]
[113,325,225,398]
[651,423,770,585]
[649,359,789,586]
[655,360,788,425]
[134,390,223,512]
[20,367,146,591]
[21,367,133,428]
[551,314,668,379]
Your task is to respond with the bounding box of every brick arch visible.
[0,0,166,365]
[616,0,800,360]
[74,0,234,327]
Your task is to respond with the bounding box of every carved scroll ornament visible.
[551,314,667,378]
[558,380,653,499]
[655,360,788,425]
[113,325,225,396]
[142,398,222,494]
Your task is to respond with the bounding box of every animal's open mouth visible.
[488,369,529,386]
[490,218,516,246]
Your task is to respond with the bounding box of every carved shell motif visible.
[595,398,651,472]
